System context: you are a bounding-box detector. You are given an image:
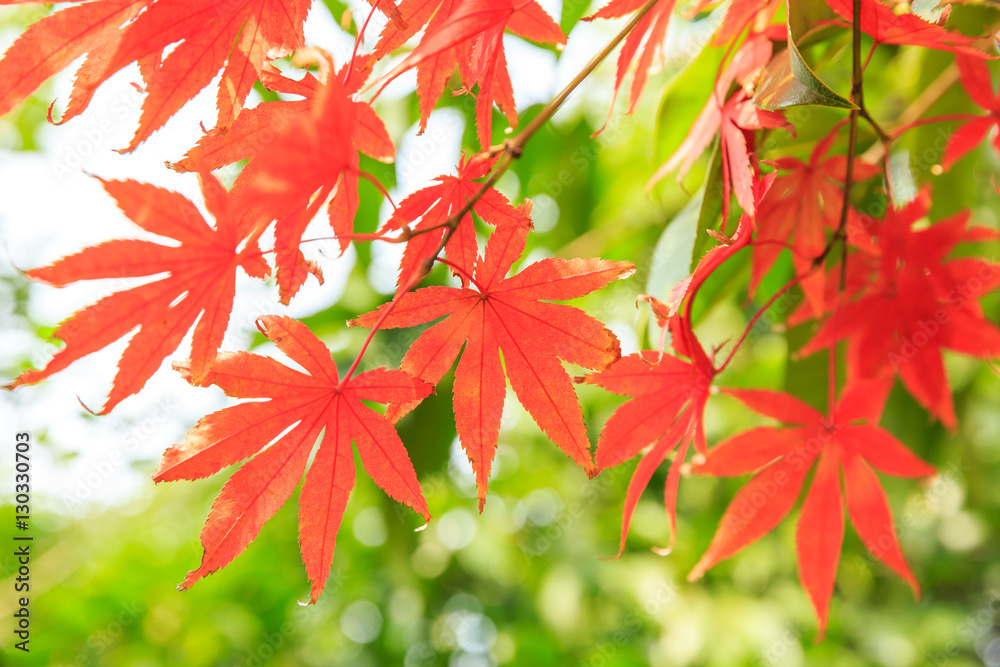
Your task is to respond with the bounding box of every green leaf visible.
[646,141,724,316]
[887,149,918,207]
[755,42,857,110]
[647,195,699,306]
[788,0,842,47]
[560,0,591,34]
[692,141,725,261]
[658,4,729,86]
[653,3,730,104]
[755,0,858,110]
[320,0,351,26]
[785,322,833,413]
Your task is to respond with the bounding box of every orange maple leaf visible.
[582,350,714,558]
[350,222,635,510]
[155,315,431,603]
[374,0,566,148]
[751,128,880,317]
[0,0,312,149]
[379,154,531,291]
[171,63,393,173]
[4,173,268,413]
[227,67,394,303]
[584,0,679,115]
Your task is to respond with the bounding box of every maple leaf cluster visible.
[2,0,999,638]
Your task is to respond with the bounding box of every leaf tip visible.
[255,315,275,336]
[687,555,713,582]
[1,238,30,278]
[617,262,637,281]
[178,571,200,592]
[77,394,103,416]
[298,594,318,607]
[172,360,194,383]
[47,99,65,126]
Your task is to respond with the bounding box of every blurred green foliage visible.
[2,1,1000,666]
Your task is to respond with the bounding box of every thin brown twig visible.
[339,0,662,384]
[716,269,812,373]
[859,107,890,142]
[827,0,864,418]
[860,64,961,164]
[859,18,1000,163]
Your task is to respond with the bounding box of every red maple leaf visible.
[378,154,531,290]
[783,211,884,330]
[751,129,880,317]
[154,315,431,603]
[582,176,780,556]
[649,36,783,216]
[824,0,990,57]
[583,0,679,115]
[228,66,394,303]
[170,66,316,173]
[366,0,466,131]
[689,383,935,638]
[798,190,1000,429]
[0,0,312,149]
[350,223,634,509]
[581,349,714,557]
[579,181,769,555]
[172,62,393,173]
[375,0,566,148]
[942,53,1000,170]
[4,173,269,413]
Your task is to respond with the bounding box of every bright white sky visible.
[0,0,635,518]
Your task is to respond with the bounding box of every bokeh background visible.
[2,0,1000,665]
